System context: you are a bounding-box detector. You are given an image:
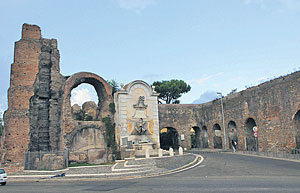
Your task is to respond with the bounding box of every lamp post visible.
[217,92,227,151]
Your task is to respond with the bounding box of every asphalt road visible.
[2,151,300,193]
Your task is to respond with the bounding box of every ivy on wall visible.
[102,103,121,160]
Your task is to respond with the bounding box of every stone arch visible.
[190,126,201,148]
[159,127,180,150]
[66,124,107,164]
[65,124,105,149]
[245,118,257,151]
[213,124,222,149]
[64,72,112,120]
[61,72,113,150]
[293,110,300,149]
[202,126,209,148]
[228,121,238,149]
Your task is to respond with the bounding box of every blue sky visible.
[1,0,300,112]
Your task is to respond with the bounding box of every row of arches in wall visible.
[160,117,258,151]
[161,109,300,151]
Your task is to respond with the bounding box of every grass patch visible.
[68,162,114,168]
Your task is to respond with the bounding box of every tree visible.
[107,79,120,96]
[152,80,191,104]
[228,88,237,95]
[74,109,93,121]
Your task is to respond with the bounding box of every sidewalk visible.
[188,148,300,163]
[8,153,203,182]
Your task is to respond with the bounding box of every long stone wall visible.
[2,23,300,173]
[159,71,300,151]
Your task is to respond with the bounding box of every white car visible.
[0,168,7,185]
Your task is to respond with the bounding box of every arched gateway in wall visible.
[3,24,300,170]
[61,72,113,164]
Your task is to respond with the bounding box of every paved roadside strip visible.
[8,153,204,182]
[226,151,300,163]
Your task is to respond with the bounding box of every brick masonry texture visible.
[2,24,41,163]
[159,72,300,151]
[1,23,300,173]
[0,24,114,173]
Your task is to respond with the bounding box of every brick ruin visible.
[159,72,300,151]
[1,24,300,172]
[1,24,114,171]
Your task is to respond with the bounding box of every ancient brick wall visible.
[2,24,41,163]
[28,38,65,152]
[1,24,115,168]
[159,72,300,151]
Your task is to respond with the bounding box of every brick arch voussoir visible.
[65,72,112,98]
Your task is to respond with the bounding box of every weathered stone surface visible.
[159,72,300,151]
[28,33,65,152]
[3,23,300,173]
[2,24,41,163]
[82,101,97,120]
[71,104,81,119]
[114,80,160,157]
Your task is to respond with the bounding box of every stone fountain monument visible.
[114,80,160,158]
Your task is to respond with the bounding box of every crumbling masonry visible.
[1,24,300,171]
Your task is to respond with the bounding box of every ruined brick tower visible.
[1,24,113,168]
[2,24,41,162]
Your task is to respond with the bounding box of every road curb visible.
[224,151,300,163]
[8,154,204,182]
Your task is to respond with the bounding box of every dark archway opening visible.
[160,127,180,150]
[213,124,222,149]
[293,110,300,149]
[228,121,238,149]
[202,126,209,148]
[191,127,201,148]
[245,118,257,151]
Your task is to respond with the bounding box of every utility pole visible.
[217,92,227,151]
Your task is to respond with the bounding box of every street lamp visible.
[217,92,227,151]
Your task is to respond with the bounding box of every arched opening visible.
[62,72,113,162]
[228,121,238,149]
[190,127,201,148]
[70,128,105,152]
[64,72,112,124]
[160,127,180,150]
[245,118,257,151]
[213,124,222,149]
[68,126,107,164]
[202,126,209,148]
[71,83,98,121]
[293,110,300,149]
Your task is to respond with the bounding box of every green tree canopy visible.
[152,79,191,104]
[107,79,120,96]
[74,109,93,121]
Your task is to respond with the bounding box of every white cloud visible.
[116,0,155,13]
[71,89,94,106]
[188,72,224,86]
